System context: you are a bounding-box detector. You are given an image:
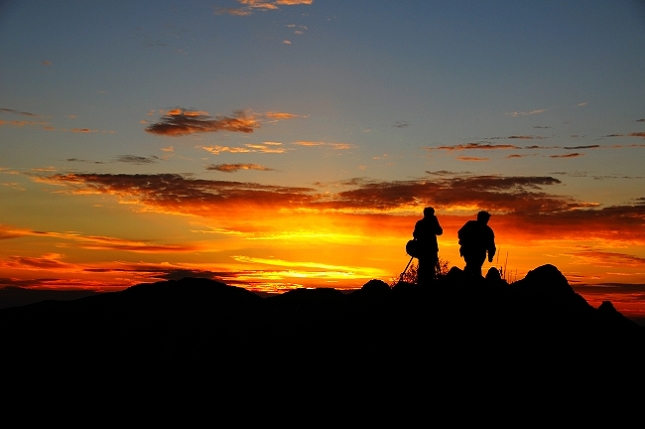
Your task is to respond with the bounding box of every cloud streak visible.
[0,223,199,253]
[293,141,356,150]
[199,142,288,155]
[146,109,260,136]
[116,155,159,164]
[214,0,312,16]
[31,171,645,248]
[0,108,38,117]
[550,153,583,158]
[207,163,275,173]
[429,143,522,151]
[506,109,547,117]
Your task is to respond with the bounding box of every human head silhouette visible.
[477,210,491,223]
[423,207,435,217]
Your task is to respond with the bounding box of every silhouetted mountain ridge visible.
[1,264,642,379]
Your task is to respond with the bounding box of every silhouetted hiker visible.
[458,211,496,277]
[412,207,443,284]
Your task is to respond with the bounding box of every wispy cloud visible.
[563,145,600,150]
[427,143,521,151]
[0,222,199,253]
[67,156,159,165]
[567,250,645,267]
[2,182,26,191]
[207,163,275,173]
[199,142,288,155]
[506,108,547,117]
[605,132,645,139]
[293,141,356,150]
[264,111,304,120]
[116,155,159,164]
[456,156,489,162]
[66,158,107,164]
[550,153,583,158]
[0,120,50,128]
[506,154,534,159]
[0,108,38,117]
[2,253,75,271]
[214,8,253,16]
[508,135,546,140]
[214,0,312,16]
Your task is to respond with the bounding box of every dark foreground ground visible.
[1,264,643,400]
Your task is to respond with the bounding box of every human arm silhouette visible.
[433,216,443,236]
[486,226,496,262]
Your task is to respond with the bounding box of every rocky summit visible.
[1,264,643,391]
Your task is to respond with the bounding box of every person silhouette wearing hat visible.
[412,207,443,284]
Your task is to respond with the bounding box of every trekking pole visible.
[398,257,414,283]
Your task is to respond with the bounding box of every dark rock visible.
[485,267,502,281]
[360,279,391,294]
[514,264,575,296]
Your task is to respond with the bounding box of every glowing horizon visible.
[1,1,644,318]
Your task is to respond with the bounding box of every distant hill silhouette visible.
[1,264,643,393]
[0,286,99,309]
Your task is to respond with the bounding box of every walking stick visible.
[398,256,414,283]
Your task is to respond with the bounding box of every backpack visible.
[406,239,421,258]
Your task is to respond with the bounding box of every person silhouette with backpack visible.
[458,211,496,277]
[412,207,443,284]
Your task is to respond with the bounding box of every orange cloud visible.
[146,108,303,136]
[456,156,488,161]
[293,141,355,150]
[506,154,533,159]
[207,163,275,173]
[199,142,287,155]
[146,109,259,136]
[214,0,311,16]
[2,254,74,271]
[567,251,645,267]
[264,112,301,120]
[34,172,645,249]
[199,145,252,155]
[0,120,49,128]
[0,225,31,239]
[0,223,199,253]
[276,0,313,4]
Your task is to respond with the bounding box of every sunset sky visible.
[1,1,644,317]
